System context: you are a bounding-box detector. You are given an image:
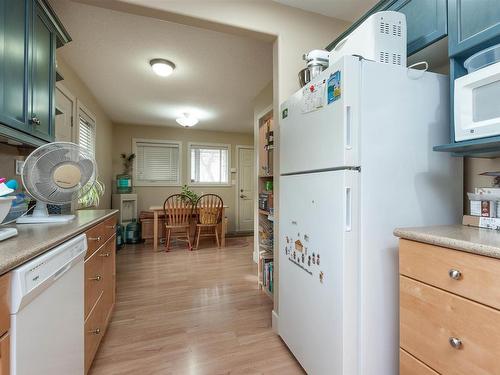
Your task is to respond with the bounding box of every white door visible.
[55,85,75,142]
[279,56,361,174]
[237,147,254,231]
[279,169,360,375]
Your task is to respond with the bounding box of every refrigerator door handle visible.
[345,105,352,150]
[345,187,352,232]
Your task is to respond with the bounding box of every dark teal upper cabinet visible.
[0,0,70,145]
[0,0,31,134]
[448,0,500,57]
[388,0,447,55]
[30,1,56,141]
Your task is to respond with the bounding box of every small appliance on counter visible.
[454,43,500,142]
[298,49,330,87]
[329,11,407,67]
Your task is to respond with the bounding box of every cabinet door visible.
[389,0,447,55]
[0,333,9,375]
[29,0,56,142]
[0,0,31,132]
[449,0,500,56]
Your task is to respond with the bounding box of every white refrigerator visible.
[278,56,462,375]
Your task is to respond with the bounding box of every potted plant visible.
[116,153,135,193]
[180,184,199,204]
[78,179,105,208]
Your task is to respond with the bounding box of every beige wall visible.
[56,55,114,209]
[112,123,253,233]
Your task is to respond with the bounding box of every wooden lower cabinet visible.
[399,239,500,375]
[0,333,9,375]
[84,215,116,373]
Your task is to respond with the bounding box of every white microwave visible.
[455,61,500,141]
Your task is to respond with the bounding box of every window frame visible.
[188,142,231,187]
[76,99,96,156]
[132,138,183,187]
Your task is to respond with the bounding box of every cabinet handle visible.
[88,236,102,242]
[106,225,116,229]
[88,328,101,335]
[449,337,462,349]
[30,116,41,125]
[88,275,102,281]
[448,269,462,280]
[99,253,110,257]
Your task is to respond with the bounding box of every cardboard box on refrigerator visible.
[463,215,500,230]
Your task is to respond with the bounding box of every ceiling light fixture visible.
[176,113,199,127]
[149,58,175,77]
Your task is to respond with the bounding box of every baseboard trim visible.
[272,310,279,333]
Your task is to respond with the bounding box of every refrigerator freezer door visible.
[280,56,360,175]
[279,170,360,375]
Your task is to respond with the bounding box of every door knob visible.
[240,195,247,198]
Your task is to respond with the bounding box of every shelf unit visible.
[257,111,274,299]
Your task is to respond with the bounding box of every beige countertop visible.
[394,224,500,259]
[0,209,117,275]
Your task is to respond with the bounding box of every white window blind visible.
[78,114,95,155]
[190,144,229,184]
[134,140,180,186]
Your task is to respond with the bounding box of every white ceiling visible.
[50,0,273,133]
[272,0,379,22]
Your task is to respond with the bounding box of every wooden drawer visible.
[85,215,116,258]
[0,274,10,337]
[400,239,500,310]
[0,332,9,375]
[100,235,116,323]
[85,295,105,374]
[400,276,500,375]
[84,245,105,318]
[400,349,438,375]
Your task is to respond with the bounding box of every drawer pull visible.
[99,253,110,258]
[106,225,116,229]
[448,269,462,280]
[88,275,102,281]
[449,337,462,349]
[89,328,101,335]
[88,236,102,242]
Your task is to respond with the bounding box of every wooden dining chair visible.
[194,194,223,249]
[163,194,193,251]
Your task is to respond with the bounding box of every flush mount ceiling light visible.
[176,113,199,127]
[149,58,175,77]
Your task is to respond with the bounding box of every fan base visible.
[16,215,75,224]
[0,228,17,241]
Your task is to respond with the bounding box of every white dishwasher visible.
[10,233,87,375]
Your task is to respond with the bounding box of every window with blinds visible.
[189,143,229,185]
[133,139,181,186]
[78,112,96,155]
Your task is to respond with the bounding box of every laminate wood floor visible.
[89,237,304,375]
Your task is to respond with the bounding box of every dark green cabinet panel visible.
[0,0,30,133]
[449,0,500,56]
[29,1,55,141]
[389,0,447,55]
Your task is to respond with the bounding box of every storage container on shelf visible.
[464,43,500,73]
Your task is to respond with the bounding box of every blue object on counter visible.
[5,180,18,190]
[3,194,28,223]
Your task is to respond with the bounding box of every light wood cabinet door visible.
[85,216,116,258]
[84,246,104,318]
[100,235,116,323]
[0,332,9,375]
[400,275,500,375]
[400,349,439,375]
[400,239,500,310]
[84,296,104,374]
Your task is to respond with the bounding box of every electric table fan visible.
[17,142,97,224]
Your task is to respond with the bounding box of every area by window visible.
[77,102,96,156]
[189,143,229,185]
[133,139,181,186]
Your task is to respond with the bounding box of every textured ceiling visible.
[272,0,378,22]
[51,0,273,133]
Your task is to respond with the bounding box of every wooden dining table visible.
[148,205,228,251]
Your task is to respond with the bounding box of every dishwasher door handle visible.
[53,263,72,281]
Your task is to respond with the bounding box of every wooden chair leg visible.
[215,226,220,248]
[195,227,201,250]
[166,228,171,251]
[186,228,192,251]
